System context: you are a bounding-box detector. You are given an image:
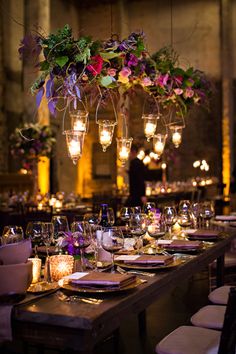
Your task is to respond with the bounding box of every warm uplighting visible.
[142,114,158,141]
[28,257,42,284]
[170,126,182,148]
[153,134,167,158]
[98,120,116,152]
[38,156,50,194]
[117,137,133,166]
[50,255,74,282]
[70,110,88,133]
[64,130,85,164]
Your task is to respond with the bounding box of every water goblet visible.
[191,202,201,228]
[200,201,215,228]
[143,202,156,214]
[177,210,193,238]
[42,222,54,283]
[107,207,115,226]
[163,206,177,238]
[101,227,124,273]
[2,225,24,245]
[51,215,69,242]
[120,207,132,228]
[71,221,91,271]
[129,213,148,254]
[131,206,142,214]
[83,213,100,270]
[25,221,43,256]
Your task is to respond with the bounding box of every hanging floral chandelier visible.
[18,25,212,164]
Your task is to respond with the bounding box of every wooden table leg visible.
[138,310,146,335]
[216,254,225,287]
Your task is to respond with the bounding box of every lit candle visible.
[154,141,164,156]
[100,130,111,145]
[28,257,42,283]
[119,146,129,160]
[172,131,182,148]
[68,140,81,157]
[144,122,156,137]
[74,120,86,132]
[50,255,74,282]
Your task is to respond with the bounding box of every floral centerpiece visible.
[10,123,56,170]
[19,25,212,118]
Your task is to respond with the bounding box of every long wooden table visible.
[11,229,236,354]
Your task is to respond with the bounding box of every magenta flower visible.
[140,77,152,87]
[87,55,103,76]
[155,73,169,88]
[127,53,139,67]
[118,67,132,84]
[107,68,117,77]
[184,88,194,98]
[174,88,183,95]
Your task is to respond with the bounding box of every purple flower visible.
[126,54,139,67]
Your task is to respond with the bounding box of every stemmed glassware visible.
[1,225,24,245]
[120,207,132,228]
[177,200,192,236]
[41,222,54,283]
[25,221,42,256]
[107,208,115,226]
[101,227,124,273]
[163,206,177,238]
[191,202,201,228]
[200,201,215,228]
[71,221,92,271]
[129,213,148,254]
[83,213,100,270]
[51,215,69,245]
[143,202,156,214]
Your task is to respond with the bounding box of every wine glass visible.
[83,213,100,270]
[1,225,24,245]
[51,215,69,242]
[177,210,193,237]
[143,202,156,214]
[25,221,43,256]
[200,201,215,228]
[120,207,132,228]
[101,227,124,273]
[107,208,115,226]
[163,206,177,238]
[129,213,148,254]
[71,221,91,271]
[42,222,54,283]
[131,206,142,214]
[191,202,201,228]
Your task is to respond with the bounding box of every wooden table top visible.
[11,228,236,353]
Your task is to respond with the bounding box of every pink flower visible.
[140,77,152,87]
[184,88,194,98]
[155,73,169,88]
[86,55,103,76]
[174,88,183,95]
[174,75,183,86]
[118,67,132,84]
[107,68,117,77]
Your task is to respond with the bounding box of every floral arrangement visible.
[10,123,56,170]
[56,232,80,256]
[19,25,212,117]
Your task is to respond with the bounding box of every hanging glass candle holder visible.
[142,114,159,142]
[64,130,85,165]
[170,126,183,148]
[117,137,133,166]
[70,110,88,133]
[98,120,117,152]
[153,134,167,159]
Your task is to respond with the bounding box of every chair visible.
[208,285,231,305]
[155,287,236,354]
[190,305,226,329]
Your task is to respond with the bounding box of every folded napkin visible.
[164,240,202,249]
[67,272,136,289]
[118,254,174,265]
[188,229,219,239]
[215,215,236,221]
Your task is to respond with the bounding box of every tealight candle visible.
[144,122,156,137]
[73,120,86,132]
[100,130,111,145]
[119,146,129,160]
[50,255,74,281]
[154,141,164,156]
[172,131,182,148]
[68,140,81,156]
[28,257,42,283]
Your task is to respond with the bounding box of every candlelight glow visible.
[153,134,166,158]
[28,257,42,284]
[50,255,74,281]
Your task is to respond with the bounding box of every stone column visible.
[220,0,234,200]
[24,0,51,194]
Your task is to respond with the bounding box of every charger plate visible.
[59,277,144,294]
[27,281,59,294]
[115,258,182,271]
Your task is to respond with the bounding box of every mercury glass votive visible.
[50,255,74,282]
[28,257,42,283]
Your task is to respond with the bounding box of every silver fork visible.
[57,291,103,305]
[116,266,155,277]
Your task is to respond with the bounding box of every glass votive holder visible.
[50,255,74,282]
[28,257,42,284]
